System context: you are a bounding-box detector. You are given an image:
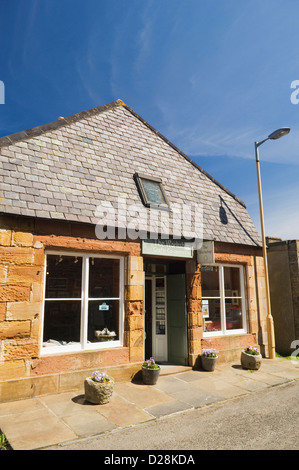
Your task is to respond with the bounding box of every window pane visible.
[45,255,82,298]
[224,267,241,297]
[201,266,220,297]
[43,300,81,346]
[203,299,221,332]
[156,277,166,335]
[89,258,120,298]
[88,300,119,343]
[225,302,243,330]
[141,178,167,205]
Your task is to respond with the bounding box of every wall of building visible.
[0,214,268,401]
[195,243,268,363]
[0,214,144,401]
[267,240,299,355]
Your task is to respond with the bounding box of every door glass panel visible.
[155,277,166,335]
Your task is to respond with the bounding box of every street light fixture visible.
[255,127,290,359]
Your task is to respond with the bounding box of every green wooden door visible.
[167,274,188,365]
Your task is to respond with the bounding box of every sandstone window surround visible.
[41,251,125,355]
[201,264,247,337]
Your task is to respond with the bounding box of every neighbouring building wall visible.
[267,240,299,355]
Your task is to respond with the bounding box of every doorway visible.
[144,261,188,365]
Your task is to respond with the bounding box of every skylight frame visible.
[134,173,171,210]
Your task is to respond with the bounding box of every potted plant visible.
[201,348,218,371]
[142,357,160,385]
[84,371,114,404]
[241,346,262,370]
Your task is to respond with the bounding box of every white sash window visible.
[201,264,246,336]
[41,251,124,355]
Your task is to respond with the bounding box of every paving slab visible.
[173,371,208,382]
[169,387,224,408]
[95,394,155,427]
[40,391,86,417]
[190,377,248,399]
[144,399,192,418]
[0,403,77,450]
[61,410,116,438]
[236,370,290,386]
[232,378,270,392]
[114,381,174,408]
[153,375,193,394]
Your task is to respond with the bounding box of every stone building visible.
[267,238,299,355]
[0,100,268,402]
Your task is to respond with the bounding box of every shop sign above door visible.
[142,239,194,258]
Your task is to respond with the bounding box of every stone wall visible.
[288,241,299,342]
[268,240,299,355]
[0,215,144,401]
[186,243,268,365]
[0,215,43,383]
[186,259,202,366]
[0,214,268,400]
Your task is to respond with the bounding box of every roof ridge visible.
[0,99,124,148]
[0,98,246,208]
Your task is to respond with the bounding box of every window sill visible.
[40,340,123,356]
[203,329,247,338]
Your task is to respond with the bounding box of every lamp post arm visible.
[255,138,269,157]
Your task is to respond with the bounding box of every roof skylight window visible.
[134,173,170,209]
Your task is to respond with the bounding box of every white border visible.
[41,250,124,356]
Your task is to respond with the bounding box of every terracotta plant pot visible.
[241,351,262,370]
[141,366,160,385]
[84,377,114,404]
[201,355,218,372]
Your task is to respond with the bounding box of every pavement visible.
[1,357,299,451]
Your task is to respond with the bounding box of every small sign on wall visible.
[197,241,215,264]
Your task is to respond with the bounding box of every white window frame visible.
[202,263,247,337]
[41,250,124,355]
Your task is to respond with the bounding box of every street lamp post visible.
[255,127,290,359]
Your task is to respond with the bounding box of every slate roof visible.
[0,99,261,247]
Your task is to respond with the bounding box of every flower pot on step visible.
[141,366,160,385]
[241,351,262,370]
[84,377,114,404]
[201,355,218,371]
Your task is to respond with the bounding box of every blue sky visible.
[0,0,298,239]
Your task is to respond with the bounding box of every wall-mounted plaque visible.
[142,239,193,258]
[197,241,215,264]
